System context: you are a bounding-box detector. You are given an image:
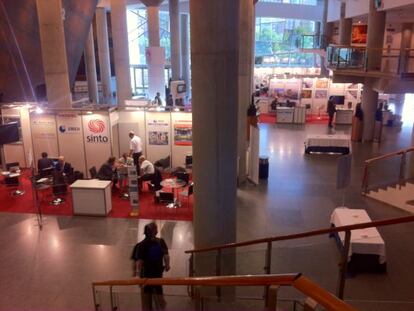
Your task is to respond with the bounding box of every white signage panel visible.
[171,112,192,168]
[82,113,112,177]
[145,112,171,165]
[30,113,59,167]
[56,112,87,175]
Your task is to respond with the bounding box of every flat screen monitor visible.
[331,95,345,105]
[0,122,20,144]
[177,84,186,93]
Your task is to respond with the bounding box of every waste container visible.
[259,156,269,179]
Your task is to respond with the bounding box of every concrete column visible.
[366,0,386,71]
[96,7,112,101]
[338,3,352,46]
[84,25,99,103]
[399,23,413,74]
[180,13,190,97]
[238,0,254,184]
[36,0,71,108]
[142,0,165,99]
[361,80,379,142]
[190,0,239,270]
[169,0,181,80]
[147,6,160,47]
[110,0,132,107]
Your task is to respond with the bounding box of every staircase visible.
[366,182,414,213]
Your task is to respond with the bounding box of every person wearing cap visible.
[128,131,143,171]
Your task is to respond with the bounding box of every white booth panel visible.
[30,113,59,167]
[82,113,112,178]
[118,110,146,157]
[110,111,120,158]
[4,144,26,168]
[171,112,192,168]
[56,112,87,176]
[145,112,171,165]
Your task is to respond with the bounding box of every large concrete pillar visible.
[36,0,72,108]
[361,80,378,142]
[84,26,99,103]
[180,13,190,97]
[338,2,352,46]
[142,0,165,99]
[110,0,132,107]
[96,7,112,101]
[190,0,239,267]
[169,0,181,80]
[320,0,330,76]
[237,0,254,184]
[399,24,413,74]
[366,0,386,71]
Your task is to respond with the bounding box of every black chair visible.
[179,182,194,208]
[40,167,54,178]
[158,191,174,204]
[185,155,193,169]
[6,162,19,171]
[89,166,98,179]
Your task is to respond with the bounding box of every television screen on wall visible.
[0,122,20,144]
[177,84,186,93]
[332,95,345,105]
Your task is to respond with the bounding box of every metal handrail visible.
[186,215,414,300]
[362,146,414,193]
[92,274,357,311]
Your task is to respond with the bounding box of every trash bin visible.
[259,156,269,179]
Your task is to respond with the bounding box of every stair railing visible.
[185,215,414,301]
[362,146,414,194]
[92,274,357,311]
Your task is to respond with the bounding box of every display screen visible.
[332,96,345,105]
[177,84,186,93]
[0,122,20,144]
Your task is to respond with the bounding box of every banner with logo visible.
[171,112,192,168]
[56,112,87,175]
[82,114,112,177]
[145,112,171,164]
[30,113,59,167]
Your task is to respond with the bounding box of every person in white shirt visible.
[138,156,155,191]
[129,131,143,170]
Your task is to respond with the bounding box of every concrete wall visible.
[345,0,369,19]
[327,0,341,22]
[381,0,414,10]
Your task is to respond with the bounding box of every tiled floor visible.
[1,120,414,311]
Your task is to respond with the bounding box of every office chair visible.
[6,162,20,171]
[4,162,25,197]
[50,170,67,205]
[89,166,98,179]
[175,171,189,185]
[179,182,194,208]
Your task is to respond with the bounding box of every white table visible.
[70,180,112,216]
[305,134,351,154]
[330,207,386,265]
[336,109,353,125]
[276,107,294,123]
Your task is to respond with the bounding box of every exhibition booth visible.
[0,103,195,220]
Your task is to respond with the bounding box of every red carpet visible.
[259,113,329,124]
[0,172,193,221]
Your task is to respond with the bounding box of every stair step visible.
[366,183,414,213]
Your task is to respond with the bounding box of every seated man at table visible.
[138,156,155,191]
[38,152,54,176]
[97,157,118,188]
[117,153,134,189]
[55,156,73,176]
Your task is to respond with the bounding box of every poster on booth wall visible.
[56,112,87,176]
[145,112,171,165]
[283,79,301,101]
[315,78,329,89]
[351,24,368,45]
[82,114,112,178]
[30,113,59,167]
[171,112,193,168]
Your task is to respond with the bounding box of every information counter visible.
[70,180,112,216]
[276,107,294,123]
[335,109,353,125]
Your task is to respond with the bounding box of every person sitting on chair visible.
[55,156,73,176]
[38,152,53,175]
[138,156,155,191]
[97,157,118,188]
[117,153,134,189]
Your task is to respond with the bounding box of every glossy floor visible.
[1,121,414,311]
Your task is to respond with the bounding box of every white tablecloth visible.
[330,207,386,264]
[306,134,351,148]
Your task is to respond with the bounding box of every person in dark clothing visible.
[55,156,73,176]
[37,152,53,176]
[327,96,336,127]
[97,157,117,183]
[355,103,364,121]
[152,164,163,191]
[131,223,170,310]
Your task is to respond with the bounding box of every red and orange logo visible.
[88,119,105,133]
